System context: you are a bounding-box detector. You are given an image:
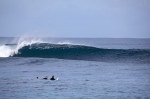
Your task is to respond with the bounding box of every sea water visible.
[0,38,150,99]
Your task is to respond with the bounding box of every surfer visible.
[36,76,39,79]
[43,76,48,80]
[50,75,55,80]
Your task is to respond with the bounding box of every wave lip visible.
[11,43,150,63]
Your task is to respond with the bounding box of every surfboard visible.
[56,78,59,80]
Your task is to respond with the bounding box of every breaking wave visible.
[0,38,43,57]
[0,38,150,63]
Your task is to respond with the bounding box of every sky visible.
[0,0,150,38]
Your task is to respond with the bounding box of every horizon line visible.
[0,37,150,39]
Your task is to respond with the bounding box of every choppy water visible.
[0,38,150,99]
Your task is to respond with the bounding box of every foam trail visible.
[57,41,73,45]
[57,41,84,46]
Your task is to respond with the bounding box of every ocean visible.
[0,37,150,99]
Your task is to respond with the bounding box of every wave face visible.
[11,43,150,63]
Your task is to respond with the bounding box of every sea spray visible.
[0,37,45,57]
[0,37,77,57]
[1,38,150,63]
[15,37,45,54]
[0,45,15,57]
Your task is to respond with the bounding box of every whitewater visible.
[0,37,150,99]
[0,38,44,57]
[0,37,80,57]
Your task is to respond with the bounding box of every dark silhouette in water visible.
[43,76,48,80]
[50,75,55,80]
[36,76,39,79]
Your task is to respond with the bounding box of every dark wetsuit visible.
[50,76,55,80]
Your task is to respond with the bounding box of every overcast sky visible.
[0,0,150,38]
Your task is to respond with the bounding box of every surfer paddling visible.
[43,76,48,80]
[37,75,57,80]
[50,75,55,80]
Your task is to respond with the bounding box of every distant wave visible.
[6,43,150,63]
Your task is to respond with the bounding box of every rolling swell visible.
[13,43,150,63]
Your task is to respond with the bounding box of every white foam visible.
[15,38,44,53]
[57,41,73,45]
[0,45,15,57]
[57,41,83,46]
[0,37,83,57]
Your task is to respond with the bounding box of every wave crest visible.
[1,38,150,63]
[11,43,150,63]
